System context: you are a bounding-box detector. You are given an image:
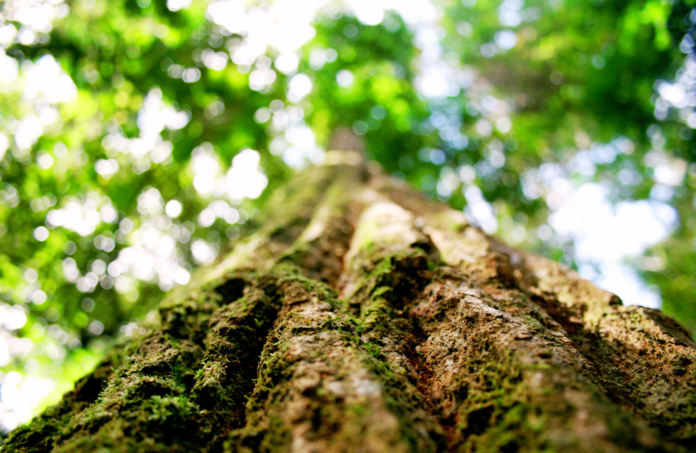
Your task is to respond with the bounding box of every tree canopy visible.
[0,0,695,436]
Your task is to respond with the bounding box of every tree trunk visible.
[3,146,696,453]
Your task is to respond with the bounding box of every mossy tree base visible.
[3,156,696,453]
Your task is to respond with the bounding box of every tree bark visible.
[3,149,696,453]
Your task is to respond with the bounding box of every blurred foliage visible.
[439,0,672,232]
[642,0,696,339]
[0,0,695,436]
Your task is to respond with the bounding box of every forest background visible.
[0,0,695,438]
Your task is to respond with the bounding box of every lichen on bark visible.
[3,154,696,453]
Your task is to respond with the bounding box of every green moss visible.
[343,248,431,317]
[364,342,383,358]
[146,395,197,425]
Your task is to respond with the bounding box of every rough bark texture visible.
[3,152,696,453]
